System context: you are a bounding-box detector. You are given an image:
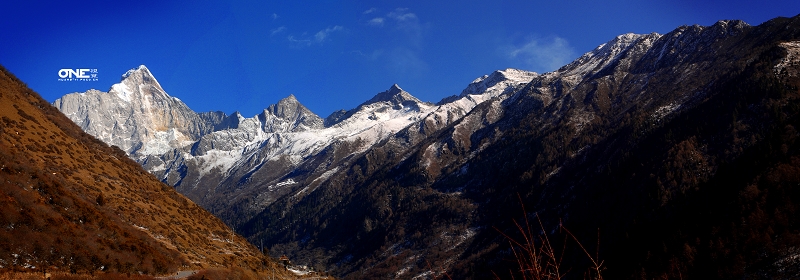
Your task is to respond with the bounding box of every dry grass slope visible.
[0,65,299,279]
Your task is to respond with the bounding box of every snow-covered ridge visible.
[58,19,748,219]
[55,65,537,206]
[184,83,439,178]
[461,68,539,97]
[557,32,662,79]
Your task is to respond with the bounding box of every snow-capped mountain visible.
[53,15,800,279]
[53,65,214,156]
[237,16,800,279]
[54,65,537,224]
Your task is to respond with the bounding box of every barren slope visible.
[0,65,289,277]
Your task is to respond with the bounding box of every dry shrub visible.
[495,198,604,280]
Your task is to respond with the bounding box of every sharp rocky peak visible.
[111,65,171,103]
[363,84,421,105]
[282,93,298,102]
[120,65,163,89]
[263,94,324,130]
[324,84,427,127]
[388,83,403,93]
[459,68,538,97]
[53,65,206,156]
[122,65,150,79]
[274,94,300,110]
[266,94,314,118]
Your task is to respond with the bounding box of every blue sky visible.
[1,1,798,118]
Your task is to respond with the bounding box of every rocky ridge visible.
[54,15,800,279]
[239,16,800,279]
[54,66,537,226]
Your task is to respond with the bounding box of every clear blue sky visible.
[1,1,798,118]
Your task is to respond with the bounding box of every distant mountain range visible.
[55,14,800,279]
[53,63,537,229]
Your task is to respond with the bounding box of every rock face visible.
[263,94,324,132]
[56,15,800,279]
[54,65,209,156]
[54,64,536,228]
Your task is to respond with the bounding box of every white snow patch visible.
[545,167,561,180]
[412,271,434,280]
[139,128,193,155]
[310,167,340,186]
[651,102,681,121]
[276,179,296,187]
[197,149,243,176]
[396,266,411,277]
[287,267,308,276]
[149,163,167,172]
[111,83,133,102]
[268,179,297,191]
[286,265,314,276]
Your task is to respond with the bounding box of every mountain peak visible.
[324,84,426,127]
[448,68,537,101]
[106,65,171,105]
[710,19,750,35]
[363,84,420,105]
[118,65,164,94]
[267,94,308,118]
[268,95,305,116]
[481,68,538,86]
[122,65,150,79]
[278,94,299,105]
[265,94,323,130]
[613,32,643,43]
[389,84,403,93]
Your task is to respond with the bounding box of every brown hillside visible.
[0,65,286,277]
